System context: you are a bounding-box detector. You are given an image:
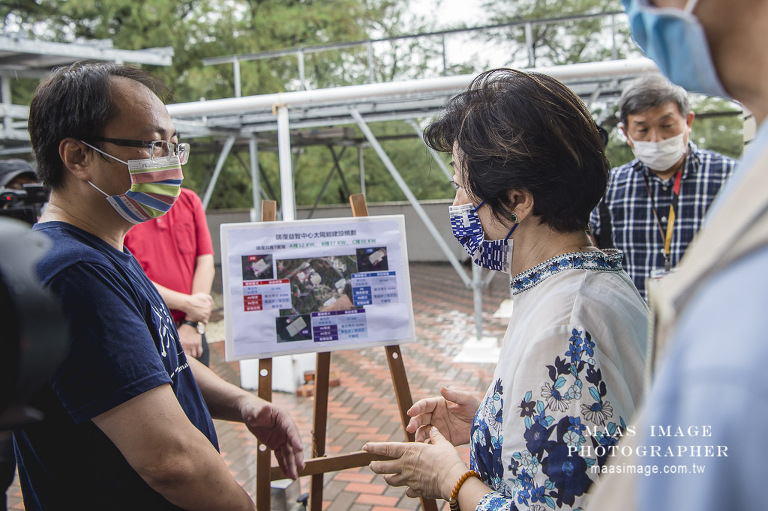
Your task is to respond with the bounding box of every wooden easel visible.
[254,194,438,511]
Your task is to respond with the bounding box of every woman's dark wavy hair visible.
[28,61,170,189]
[424,68,609,232]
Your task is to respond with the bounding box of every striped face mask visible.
[81,141,183,224]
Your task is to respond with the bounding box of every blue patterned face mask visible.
[622,0,729,98]
[449,202,518,274]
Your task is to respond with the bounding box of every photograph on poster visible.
[241,254,274,281]
[220,215,414,360]
[275,313,312,343]
[356,247,388,273]
[276,255,357,314]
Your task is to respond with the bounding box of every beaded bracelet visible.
[449,470,481,511]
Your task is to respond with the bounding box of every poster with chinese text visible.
[220,215,415,360]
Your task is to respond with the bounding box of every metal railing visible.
[203,11,631,96]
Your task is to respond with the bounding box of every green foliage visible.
[358,122,455,203]
[688,96,743,159]
[604,127,635,169]
[0,0,446,209]
[481,0,634,66]
[0,0,745,210]
[0,0,397,101]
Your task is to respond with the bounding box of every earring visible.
[510,212,518,224]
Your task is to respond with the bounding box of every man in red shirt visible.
[125,187,214,365]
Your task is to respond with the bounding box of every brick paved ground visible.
[6,262,511,510]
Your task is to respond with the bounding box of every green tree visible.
[482,1,744,170]
[482,0,635,67]
[0,0,441,207]
[0,0,399,101]
[6,0,742,211]
[688,96,743,159]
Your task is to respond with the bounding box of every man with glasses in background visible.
[590,74,735,300]
[14,62,303,510]
[590,0,768,509]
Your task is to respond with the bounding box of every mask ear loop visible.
[684,0,701,15]
[504,223,518,241]
[80,140,128,165]
[87,180,111,197]
[475,201,518,240]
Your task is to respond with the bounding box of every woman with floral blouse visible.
[364,69,648,511]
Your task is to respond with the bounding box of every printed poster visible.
[220,215,415,360]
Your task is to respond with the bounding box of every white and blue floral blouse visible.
[471,251,648,511]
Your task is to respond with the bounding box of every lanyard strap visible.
[643,167,683,270]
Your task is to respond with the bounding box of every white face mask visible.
[628,132,687,172]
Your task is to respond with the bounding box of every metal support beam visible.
[525,22,535,67]
[233,151,273,202]
[276,105,296,221]
[406,122,484,339]
[350,109,471,287]
[328,146,351,199]
[366,42,375,84]
[169,59,660,118]
[249,136,261,222]
[309,166,338,219]
[588,84,603,108]
[233,58,242,98]
[0,36,173,66]
[1,76,10,133]
[308,146,348,219]
[202,135,236,210]
[292,147,303,174]
[405,119,453,181]
[483,267,498,288]
[358,144,366,199]
[298,49,307,90]
[441,34,447,76]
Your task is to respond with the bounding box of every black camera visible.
[0,184,49,225]
[0,218,68,428]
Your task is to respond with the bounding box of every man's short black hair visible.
[28,62,170,189]
[424,68,609,233]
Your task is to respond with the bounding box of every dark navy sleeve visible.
[46,262,174,423]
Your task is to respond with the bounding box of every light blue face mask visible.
[449,202,518,274]
[622,0,729,98]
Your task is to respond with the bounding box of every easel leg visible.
[385,345,439,511]
[250,195,438,510]
[256,358,273,510]
[309,352,331,511]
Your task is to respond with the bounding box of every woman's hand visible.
[364,426,468,500]
[406,387,480,446]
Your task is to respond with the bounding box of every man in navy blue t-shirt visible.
[15,62,304,510]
